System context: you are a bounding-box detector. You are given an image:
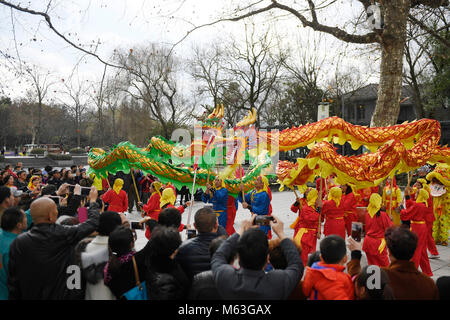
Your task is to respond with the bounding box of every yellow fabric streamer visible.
[328,187,342,207]
[378,238,386,254]
[368,193,382,218]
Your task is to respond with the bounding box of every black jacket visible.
[188,270,221,300]
[211,233,304,300]
[58,194,82,217]
[7,202,101,300]
[146,259,190,300]
[176,227,228,279]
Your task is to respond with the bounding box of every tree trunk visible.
[36,100,42,145]
[370,0,411,127]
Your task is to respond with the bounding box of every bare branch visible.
[0,0,124,69]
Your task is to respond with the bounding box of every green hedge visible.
[47,153,72,160]
[30,148,46,155]
[69,147,85,154]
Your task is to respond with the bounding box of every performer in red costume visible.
[316,174,336,200]
[398,188,433,276]
[412,179,440,258]
[139,181,162,239]
[362,193,393,267]
[159,187,190,232]
[291,188,320,266]
[101,178,128,213]
[340,184,358,237]
[319,187,346,239]
[355,186,379,207]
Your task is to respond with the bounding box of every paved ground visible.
[128,189,449,282]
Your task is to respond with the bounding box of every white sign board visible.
[318,103,329,121]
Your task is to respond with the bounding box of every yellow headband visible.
[152,181,162,197]
[160,187,176,208]
[328,187,342,207]
[113,178,124,195]
[368,193,382,218]
[213,177,226,190]
[416,188,429,207]
[307,189,318,208]
[257,175,269,194]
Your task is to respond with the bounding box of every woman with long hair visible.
[103,226,146,300]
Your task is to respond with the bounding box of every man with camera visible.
[211,214,303,299]
[7,187,101,300]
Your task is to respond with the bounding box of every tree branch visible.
[0,0,124,69]
[408,14,450,48]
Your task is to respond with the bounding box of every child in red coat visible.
[302,235,354,300]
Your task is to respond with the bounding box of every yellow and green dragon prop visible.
[88,105,450,196]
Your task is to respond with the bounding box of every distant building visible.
[342,83,450,147]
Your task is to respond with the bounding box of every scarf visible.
[160,187,176,208]
[113,178,124,195]
[152,181,162,197]
[103,251,135,284]
[416,188,429,207]
[27,176,40,190]
[328,186,342,207]
[367,193,382,218]
[307,188,319,208]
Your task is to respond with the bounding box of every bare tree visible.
[58,76,91,148]
[113,44,193,139]
[24,64,55,144]
[224,23,288,126]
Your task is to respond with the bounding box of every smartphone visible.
[187,229,197,239]
[130,221,144,230]
[253,215,275,226]
[351,222,363,242]
[68,185,91,196]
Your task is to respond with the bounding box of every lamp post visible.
[319,87,346,155]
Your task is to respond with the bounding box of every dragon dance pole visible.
[187,158,199,226]
[389,177,394,219]
[130,167,142,214]
[317,175,323,238]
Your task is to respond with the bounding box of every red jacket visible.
[143,193,161,220]
[363,211,392,256]
[101,189,128,213]
[302,261,354,300]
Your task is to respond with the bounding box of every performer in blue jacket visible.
[202,177,229,229]
[238,175,271,235]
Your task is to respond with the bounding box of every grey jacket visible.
[211,233,303,300]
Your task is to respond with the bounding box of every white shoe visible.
[429,254,440,259]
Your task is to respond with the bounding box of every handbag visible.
[122,256,148,300]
